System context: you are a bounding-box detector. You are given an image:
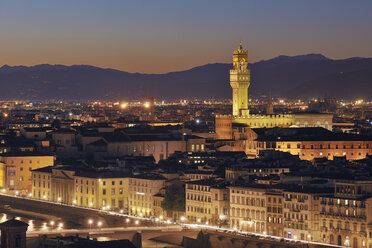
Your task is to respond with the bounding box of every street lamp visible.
[135,220,139,225]
[50,220,55,226]
[125,218,130,223]
[58,223,63,229]
[180,216,185,222]
[88,219,93,229]
[97,221,102,228]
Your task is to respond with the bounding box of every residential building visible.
[229,184,267,233]
[0,152,54,193]
[185,179,229,226]
[128,174,166,217]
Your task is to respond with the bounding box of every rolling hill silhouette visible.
[0,54,371,100]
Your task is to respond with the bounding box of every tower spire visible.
[238,40,243,50]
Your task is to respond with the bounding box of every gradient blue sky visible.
[0,0,371,73]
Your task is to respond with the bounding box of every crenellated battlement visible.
[234,114,293,119]
[233,50,247,55]
[230,69,250,73]
[215,114,233,119]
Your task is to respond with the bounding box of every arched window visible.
[338,235,342,246]
[330,234,334,244]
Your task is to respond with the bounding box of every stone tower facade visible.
[230,42,250,116]
[266,92,274,115]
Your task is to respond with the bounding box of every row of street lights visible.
[87,219,103,228]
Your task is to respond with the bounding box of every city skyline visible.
[1,0,372,73]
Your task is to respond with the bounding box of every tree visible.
[161,181,185,212]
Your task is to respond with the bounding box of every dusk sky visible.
[1,0,371,73]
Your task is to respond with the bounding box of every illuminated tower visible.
[230,41,250,116]
[266,92,274,115]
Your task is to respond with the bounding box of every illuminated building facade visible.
[185,179,229,225]
[128,174,166,217]
[31,166,129,210]
[229,185,267,233]
[319,180,372,247]
[255,127,372,161]
[0,152,54,194]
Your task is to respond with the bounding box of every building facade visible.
[0,152,54,193]
[128,174,166,217]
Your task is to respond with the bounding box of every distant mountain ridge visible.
[0,54,371,100]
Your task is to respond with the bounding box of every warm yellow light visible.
[97,221,102,227]
[144,102,150,108]
[121,103,127,109]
